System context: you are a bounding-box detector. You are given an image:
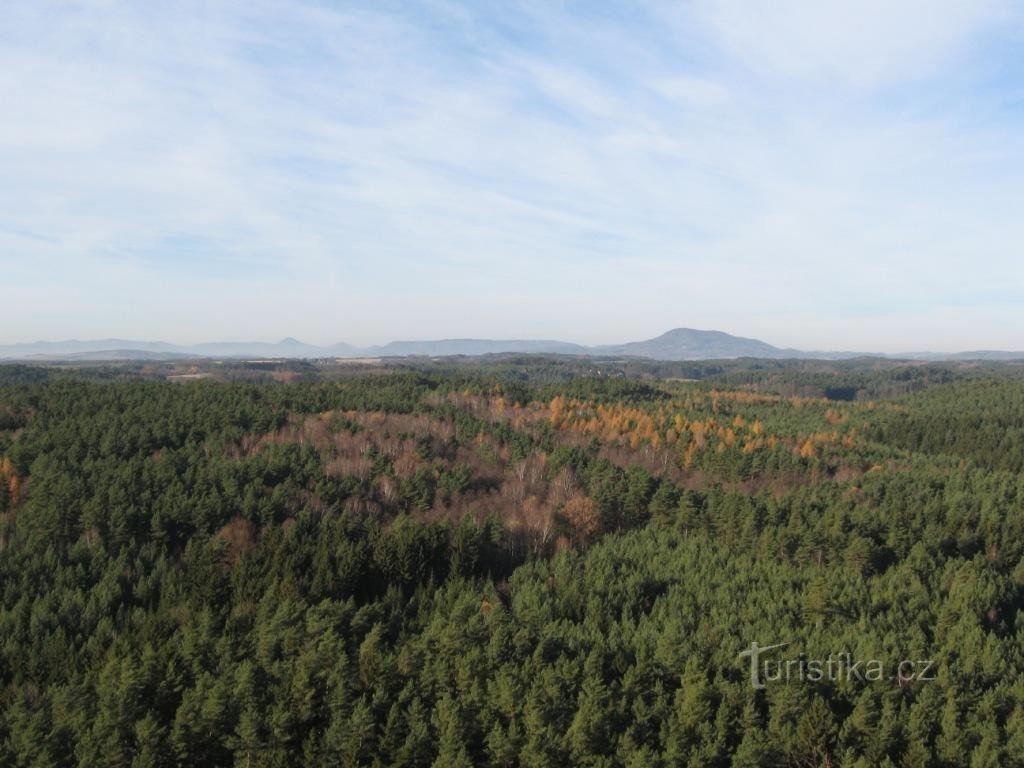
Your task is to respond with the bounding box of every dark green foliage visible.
[0,364,1022,766]
[867,379,1024,471]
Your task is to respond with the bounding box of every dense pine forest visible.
[0,359,1022,767]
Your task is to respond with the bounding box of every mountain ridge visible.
[1,328,1022,362]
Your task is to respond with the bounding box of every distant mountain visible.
[0,338,335,361]
[188,338,327,358]
[0,339,182,357]
[15,348,191,362]
[597,327,794,360]
[916,350,1024,362]
[1,330,1022,362]
[368,339,590,357]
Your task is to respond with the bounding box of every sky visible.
[2,1,1023,352]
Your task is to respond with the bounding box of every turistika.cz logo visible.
[738,641,937,689]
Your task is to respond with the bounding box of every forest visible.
[0,359,1022,767]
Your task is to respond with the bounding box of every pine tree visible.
[397,698,434,768]
[432,696,474,768]
[567,652,614,763]
[231,707,263,768]
[794,696,836,767]
[935,692,966,765]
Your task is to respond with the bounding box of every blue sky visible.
[2,1,1023,351]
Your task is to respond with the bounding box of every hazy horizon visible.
[4,1,1024,351]
[3,325,1024,356]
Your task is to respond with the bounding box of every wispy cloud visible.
[1,0,1022,349]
